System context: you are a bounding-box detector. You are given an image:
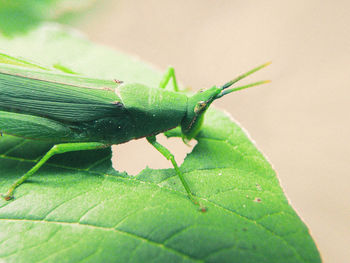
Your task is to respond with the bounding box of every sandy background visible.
[74,1,350,262]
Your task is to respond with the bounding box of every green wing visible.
[0,72,122,123]
[0,111,74,141]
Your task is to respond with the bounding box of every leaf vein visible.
[0,218,202,262]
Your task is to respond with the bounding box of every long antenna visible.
[216,80,270,99]
[221,62,271,90]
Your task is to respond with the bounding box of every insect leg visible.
[146,136,206,211]
[158,67,179,91]
[1,142,108,201]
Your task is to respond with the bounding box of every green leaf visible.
[0,25,321,262]
[0,0,96,36]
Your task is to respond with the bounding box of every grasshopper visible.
[0,62,270,209]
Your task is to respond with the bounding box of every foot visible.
[1,191,14,201]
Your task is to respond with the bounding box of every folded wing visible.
[0,72,123,123]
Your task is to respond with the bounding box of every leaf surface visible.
[0,25,321,263]
[0,0,96,36]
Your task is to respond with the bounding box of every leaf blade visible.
[0,25,321,263]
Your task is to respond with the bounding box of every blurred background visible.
[1,0,349,261]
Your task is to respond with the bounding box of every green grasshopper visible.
[0,62,270,209]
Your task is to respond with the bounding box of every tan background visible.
[74,1,350,262]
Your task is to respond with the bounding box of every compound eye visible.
[194,101,207,113]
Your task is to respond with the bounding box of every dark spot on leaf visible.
[200,206,208,213]
[114,79,123,84]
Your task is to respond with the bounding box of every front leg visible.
[146,136,206,211]
[1,142,108,200]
